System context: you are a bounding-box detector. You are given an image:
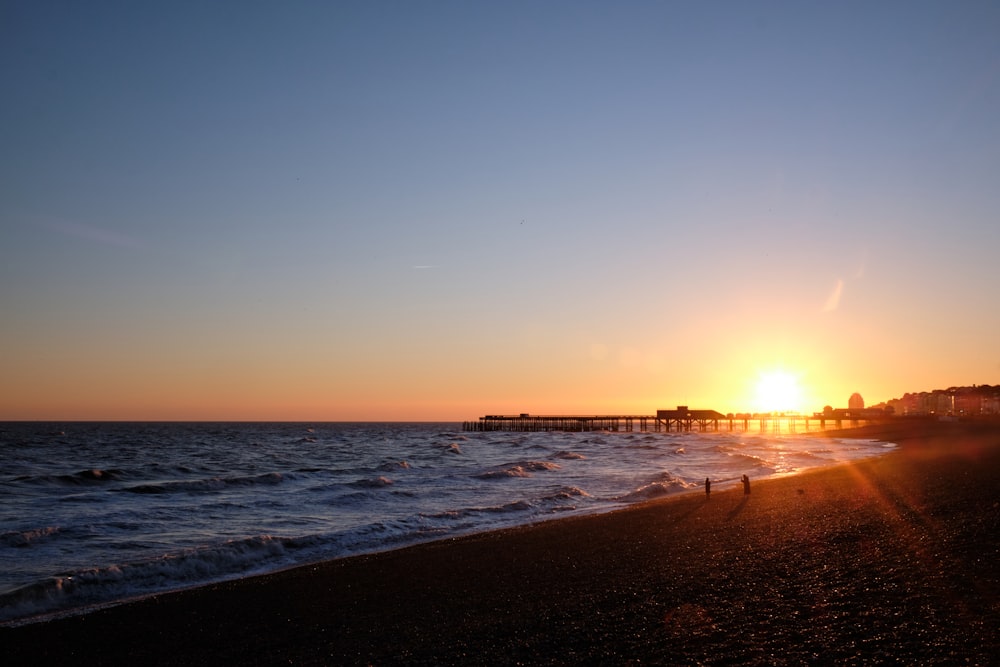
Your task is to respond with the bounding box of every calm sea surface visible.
[0,421,895,624]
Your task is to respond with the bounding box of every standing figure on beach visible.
[705,477,711,497]
[742,474,751,495]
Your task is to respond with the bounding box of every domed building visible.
[848,393,865,410]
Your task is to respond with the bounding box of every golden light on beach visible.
[753,370,805,414]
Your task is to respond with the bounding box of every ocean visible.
[0,421,895,625]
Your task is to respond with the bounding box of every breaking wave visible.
[474,461,561,479]
[0,534,299,624]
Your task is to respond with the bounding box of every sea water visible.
[0,421,895,624]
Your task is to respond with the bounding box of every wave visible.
[551,451,586,460]
[473,461,561,480]
[351,476,394,488]
[419,486,590,525]
[783,450,826,462]
[120,472,284,495]
[616,472,695,503]
[722,452,772,467]
[483,499,533,513]
[14,469,127,486]
[540,486,591,502]
[434,442,463,455]
[0,526,61,548]
[0,534,299,625]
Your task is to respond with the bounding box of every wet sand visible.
[3,418,999,665]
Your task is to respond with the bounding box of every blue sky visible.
[3,1,999,419]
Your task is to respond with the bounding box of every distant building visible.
[655,406,727,420]
[655,406,727,431]
[887,390,956,416]
[882,384,1000,417]
[848,393,865,410]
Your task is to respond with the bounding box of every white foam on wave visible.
[617,472,695,503]
[474,460,561,480]
[0,526,61,548]
[552,450,586,460]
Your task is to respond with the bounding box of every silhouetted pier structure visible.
[463,407,882,433]
[464,414,656,432]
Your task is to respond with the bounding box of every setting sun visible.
[753,370,805,414]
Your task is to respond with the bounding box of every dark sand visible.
[3,419,999,665]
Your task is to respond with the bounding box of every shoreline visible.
[3,418,999,664]
[0,424,890,627]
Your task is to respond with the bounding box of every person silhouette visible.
[741,474,751,495]
[705,477,711,497]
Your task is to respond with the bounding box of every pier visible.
[464,414,656,432]
[463,407,881,433]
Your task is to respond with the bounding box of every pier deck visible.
[463,415,655,432]
[463,412,876,433]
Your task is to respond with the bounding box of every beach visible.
[3,419,999,665]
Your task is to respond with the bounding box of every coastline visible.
[3,419,999,665]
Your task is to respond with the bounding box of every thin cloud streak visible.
[41,219,144,249]
[823,279,844,312]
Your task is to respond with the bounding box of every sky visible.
[2,1,1000,421]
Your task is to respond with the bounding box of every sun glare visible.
[753,370,805,414]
